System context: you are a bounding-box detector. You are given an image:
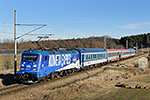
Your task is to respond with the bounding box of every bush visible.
[3,54,13,70]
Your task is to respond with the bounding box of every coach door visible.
[81,54,84,67]
[43,56,48,76]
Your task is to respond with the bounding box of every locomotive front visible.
[17,49,45,83]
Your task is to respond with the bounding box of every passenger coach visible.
[106,49,121,62]
[75,48,107,68]
[120,49,130,59]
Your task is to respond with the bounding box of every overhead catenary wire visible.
[0,22,13,35]
[28,34,54,36]
[16,24,46,26]
[45,25,85,37]
[17,24,46,39]
[0,31,13,34]
[0,22,13,25]
[0,22,48,36]
[0,21,86,40]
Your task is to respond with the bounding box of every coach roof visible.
[76,48,106,53]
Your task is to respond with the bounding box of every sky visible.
[0,0,150,42]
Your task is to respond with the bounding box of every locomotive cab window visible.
[45,56,47,61]
[23,54,38,62]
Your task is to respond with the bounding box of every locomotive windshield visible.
[22,54,38,62]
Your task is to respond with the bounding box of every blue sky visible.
[0,0,150,41]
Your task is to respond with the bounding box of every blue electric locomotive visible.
[17,48,80,83]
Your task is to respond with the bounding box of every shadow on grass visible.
[0,73,21,86]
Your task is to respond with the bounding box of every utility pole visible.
[104,36,106,49]
[13,10,47,77]
[141,44,143,54]
[14,10,17,75]
[126,40,128,49]
[136,42,138,55]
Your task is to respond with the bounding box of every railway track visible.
[0,84,29,96]
[0,81,51,96]
[0,53,148,97]
[0,67,103,97]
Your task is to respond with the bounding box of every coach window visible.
[99,54,101,58]
[103,54,105,57]
[91,55,92,59]
[88,55,91,59]
[86,55,88,60]
[108,53,110,57]
[100,54,103,58]
[97,54,99,58]
[93,54,96,59]
[124,52,126,55]
[112,53,115,57]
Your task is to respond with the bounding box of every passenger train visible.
[17,48,135,83]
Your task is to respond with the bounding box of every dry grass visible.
[0,54,21,70]
[1,67,150,100]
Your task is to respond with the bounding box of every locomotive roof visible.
[23,48,78,55]
[75,48,106,53]
[23,49,49,55]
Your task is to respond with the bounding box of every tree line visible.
[0,33,150,52]
[0,36,123,52]
[119,33,150,48]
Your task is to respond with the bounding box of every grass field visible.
[107,88,150,100]
[105,74,150,100]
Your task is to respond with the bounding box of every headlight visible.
[26,65,31,68]
[33,65,37,67]
[21,64,24,67]
[33,68,37,71]
[20,68,24,70]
